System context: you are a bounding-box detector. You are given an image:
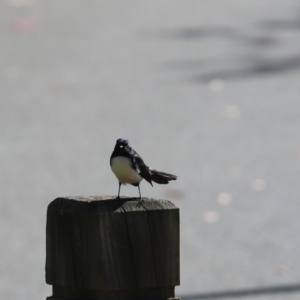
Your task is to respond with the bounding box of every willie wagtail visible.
[110,138,177,203]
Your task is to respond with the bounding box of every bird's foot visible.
[137,197,143,207]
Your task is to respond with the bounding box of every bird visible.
[110,138,177,204]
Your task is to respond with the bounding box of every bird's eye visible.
[119,146,123,148]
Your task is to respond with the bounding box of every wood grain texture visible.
[46,196,180,299]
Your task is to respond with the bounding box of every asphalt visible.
[1,1,300,299]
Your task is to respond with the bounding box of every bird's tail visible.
[150,169,177,184]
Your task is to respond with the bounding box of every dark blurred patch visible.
[262,19,300,31]
[162,60,207,71]
[148,11,300,84]
[164,27,235,40]
[188,55,300,83]
[143,27,236,40]
[181,283,300,299]
[239,36,277,47]
[144,27,277,48]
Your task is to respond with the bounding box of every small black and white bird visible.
[110,138,177,203]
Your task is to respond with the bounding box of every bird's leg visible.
[137,185,143,206]
[117,182,121,199]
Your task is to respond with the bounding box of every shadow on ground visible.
[181,283,300,299]
[146,9,300,83]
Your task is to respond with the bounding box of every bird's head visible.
[116,138,129,148]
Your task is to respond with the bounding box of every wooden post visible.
[46,196,180,300]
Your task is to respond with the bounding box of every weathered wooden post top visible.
[46,196,180,300]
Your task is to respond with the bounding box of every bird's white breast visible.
[111,156,142,184]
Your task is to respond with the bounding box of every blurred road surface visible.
[1,0,300,299]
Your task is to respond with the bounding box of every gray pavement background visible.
[1,0,300,299]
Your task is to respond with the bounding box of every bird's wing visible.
[131,150,153,186]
